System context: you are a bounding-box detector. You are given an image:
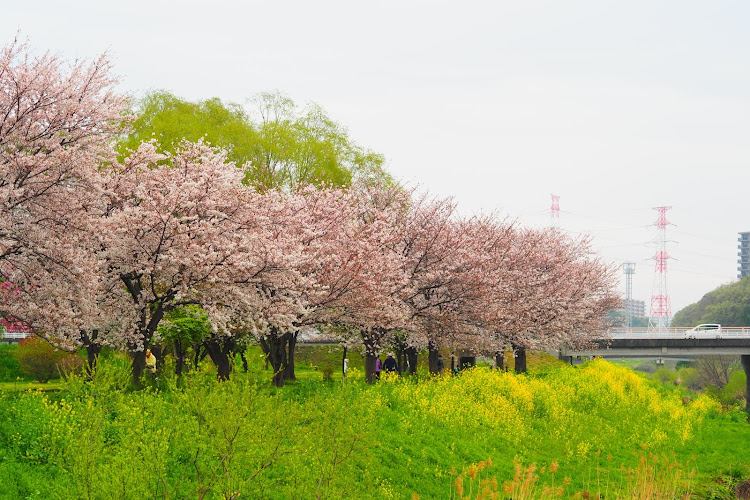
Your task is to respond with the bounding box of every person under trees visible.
[145,349,157,377]
[383,354,398,373]
[436,354,445,374]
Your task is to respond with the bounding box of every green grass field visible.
[0,348,748,499]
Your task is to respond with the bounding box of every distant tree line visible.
[672,276,750,327]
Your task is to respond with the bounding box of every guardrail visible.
[605,328,750,339]
[1,330,32,342]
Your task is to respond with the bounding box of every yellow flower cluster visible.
[384,359,715,456]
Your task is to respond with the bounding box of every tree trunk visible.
[151,344,165,375]
[364,351,377,384]
[396,347,406,376]
[260,334,288,387]
[428,341,441,375]
[131,349,146,386]
[192,342,202,371]
[342,346,348,378]
[79,330,101,378]
[284,332,298,381]
[495,350,504,371]
[174,339,186,377]
[239,349,248,373]
[361,328,388,383]
[203,336,235,381]
[124,295,165,387]
[361,331,380,383]
[405,346,418,375]
[258,337,271,370]
[513,344,527,374]
[85,343,102,377]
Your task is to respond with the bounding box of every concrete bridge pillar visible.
[743,355,750,413]
[557,352,574,365]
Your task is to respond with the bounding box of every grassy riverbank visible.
[0,353,748,499]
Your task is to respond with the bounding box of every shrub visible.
[676,367,701,391]
[57,353,86,381]
[635,361,657,374]
[13,336,69,383]
[654,367,676,385]
[0,344,24,381]
[719,370,747,406]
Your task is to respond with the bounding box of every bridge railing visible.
[605,327,750,339]
[0,327,32,342]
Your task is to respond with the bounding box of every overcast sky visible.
[4,0,749,317]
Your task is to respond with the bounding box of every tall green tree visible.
[119,91,254,165]
[119,91,389,190]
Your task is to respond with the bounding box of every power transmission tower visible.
[550,194,560,228]
[623,262,636,328]
[648,207,673,333]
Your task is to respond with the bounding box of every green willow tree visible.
[119,91,389,190]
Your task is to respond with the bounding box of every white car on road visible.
[683,323,722,339]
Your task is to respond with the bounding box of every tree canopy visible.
[118,91,389,190]
[671,276,750,327]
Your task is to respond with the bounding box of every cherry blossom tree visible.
[0,37,620,387]
[0,37,128,367]
[213,187,319,385]
[475,228,620,372]
[239,185,410,386]
[89,141,277,383]
[0,36,125,262]
[335,186,415,382]
[391,201,515,374]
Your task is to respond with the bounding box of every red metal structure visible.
[550,194,560,228]
[648,206,672,332]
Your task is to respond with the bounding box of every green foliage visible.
[719,369,747,406]
[294,344,363,373]
[672,276,750,327]
[13,337,70,383]
[119,91,389,191]
[0,358,747,499]
[119,91,253,165]
[157,306,212,345]
[676,366,702,391]
[0,361,378,499]
[0,344,27,381]
[654,366,677,385]
[242,92,389,189]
